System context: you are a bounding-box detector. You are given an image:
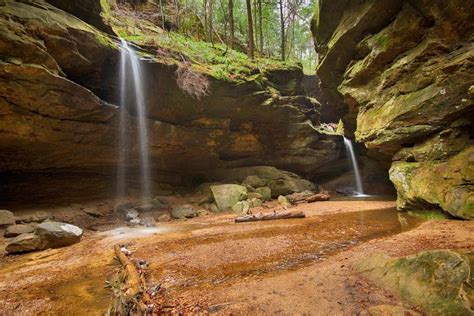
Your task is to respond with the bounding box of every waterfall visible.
[117,39,151,199]
[343,136,365,196]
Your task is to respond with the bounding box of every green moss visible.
[95,32,117,49]
[357,250,473,316]
[373,33,389,49]
[406,209,451,220]
[104,3,299,83]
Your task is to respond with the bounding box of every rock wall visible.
[312,0,474,218]
[0,0,342,202]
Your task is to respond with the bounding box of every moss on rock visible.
[390,147,474,219]
[356,250,474,315]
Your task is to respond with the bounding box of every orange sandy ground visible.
[0,199,472,315]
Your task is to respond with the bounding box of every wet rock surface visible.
[312,0,474,217]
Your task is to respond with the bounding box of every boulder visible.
[210,184,248,211]
[389,148,474,219]
[4,224,35,238]
[140,217,156,227]
[255,187,272,201]
[277,195,291,208]
[156,213,172,222]
[356,250,474,315]
[135,203,154,212]
[210,167,315,198]
[82,208,104,218]
[5,233,43,254]
[35,221,83,249]
[242,175,267,188]
[151,197,170,210]
[129,218,141,225]
[232,201,250,214]
[17,212,53,223]
[268,177,315,198]
[0,210,15,227]
[125,209,139,220]
[171,204,197,219]
[247,192,263,200]
[249,198,263,208]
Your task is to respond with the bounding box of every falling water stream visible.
[117,39,151,199]
[343,136,366,196]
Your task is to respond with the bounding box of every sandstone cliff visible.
[312,0,473,218]
[0,0,341,203]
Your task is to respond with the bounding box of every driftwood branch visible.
[235,210,305,223]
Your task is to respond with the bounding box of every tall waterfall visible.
[117,39,151,199]
[343,136,365,196]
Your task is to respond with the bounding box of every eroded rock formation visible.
[0,0,342,203]
[313,0,474,218]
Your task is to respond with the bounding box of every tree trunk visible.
[246,0,255,59]
[209,0,214,44]
[160,0,165,29]
[253,0,258,53]
[279,0,285,60]
[258,0,263,53]
[229,0,234,49]
[176,0,180,30]
[203,0,208,41]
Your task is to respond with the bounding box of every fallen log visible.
[114,244,141,298]
[306,192,330,202]
[287,191,330,204]
[235,210,305,223]
[111,244,154,315]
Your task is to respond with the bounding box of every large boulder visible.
[209,166,316,198]
[35,221,83,249]
[356,250,474,315]
[390,148,473,219]
[5,233,43,254]
[242,175,267,188]
[254,187,272,201]
[0,210,15,227]
[211,184,248,211]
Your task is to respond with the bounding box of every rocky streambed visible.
[0,199,472,315]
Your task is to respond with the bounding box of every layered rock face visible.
[313,0,474,218]
[0,0,341,203]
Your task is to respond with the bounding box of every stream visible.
[0,206,423,314]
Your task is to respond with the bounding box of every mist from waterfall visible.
[343,136,365,196]
[117,39,151,200]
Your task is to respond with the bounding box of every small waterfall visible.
[343,136,365,196]
[117,39,151,200]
